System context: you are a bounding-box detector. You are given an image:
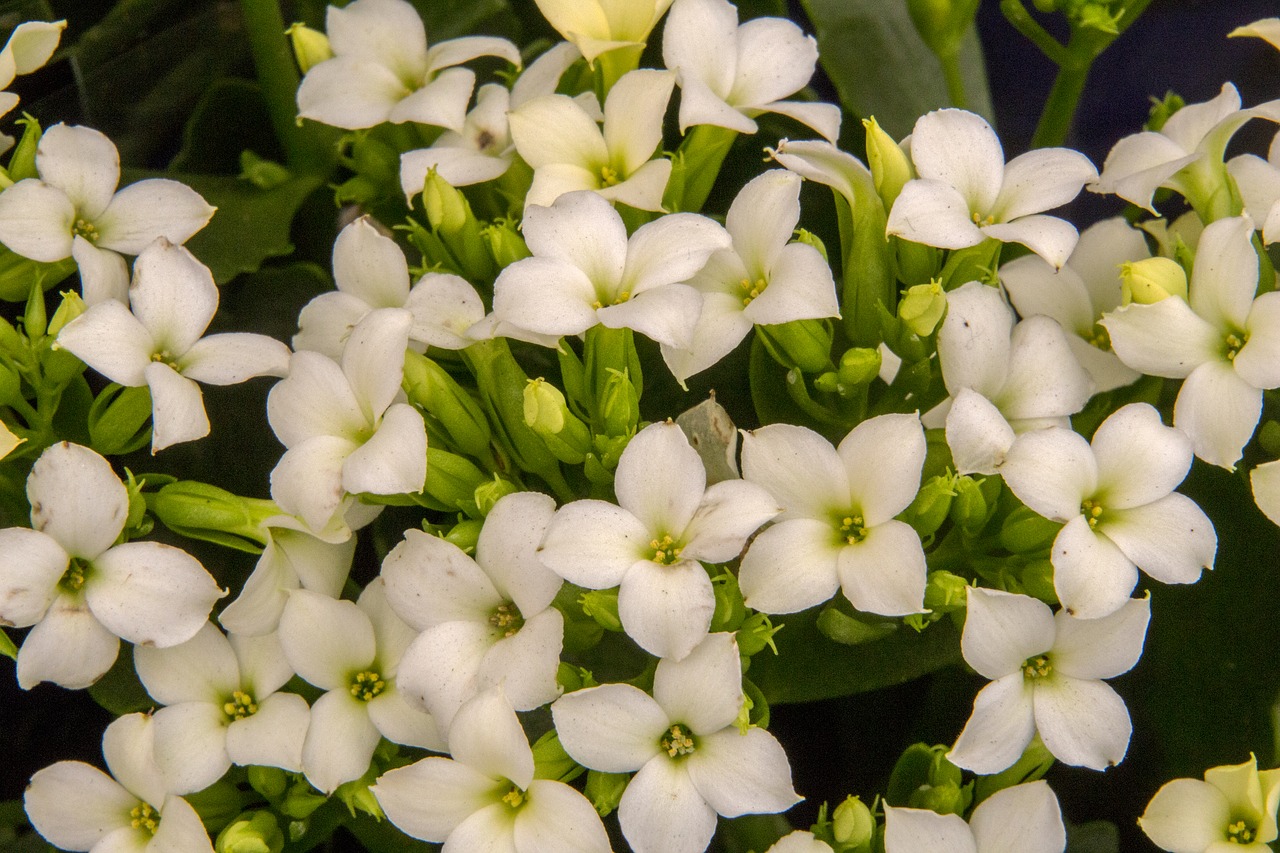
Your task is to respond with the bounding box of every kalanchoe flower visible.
[737,414,928,617]
[1000,402,1215,618]
[999,217,1147,393]
[490,190,730,353]
[926,281,1093,475]
[383,491,564,733]
[884,780,1066,853]
[24,713,215,853]
[295,0,521,132]
[1101,215,1280,470]
[539,421,779,660]
[0,442,224,690]
[374,686,611,852]
[56,239,291,452]
[552,633,800,853]
[509,69,676,211]
[0,124,215,295]
[0,20,65,124]
[278,581,445,794]
[293,216,484,359]
[661,169,840,384]
[1139,755,1280,852]
[267,307,426,533]
[532,0,674,64]
[947,588,1149,774]
[662,0,840,142]
[133,623,310,794]
[886,109,1097,268]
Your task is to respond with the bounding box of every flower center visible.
[837,514,868,545]
[58,557,89,593]
[349,670,386,702]
[738,277,767,306]
[73,218,100,243]
[660,724,697,758]
[600,165,621,186]
[971,210,996,227]
[648,534,684,566]
[489,602,525,638]
[223,690,259,721]
[1022,654,1053,681]
[1081,498,1104,529]
[1224,332,1248,361]
[1226,818,1257,844]
[502,784,526,809]
[130,802,160,835]
[1085,322,1112,351]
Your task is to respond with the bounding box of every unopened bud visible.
[710,571,747,632]
[832,796,875,847]
[598,368,640,437]
[285,23,332,73]
[239,151,292,190]
[584,770,629,817]
[757,318,834,373]
[1146,91,1186,133]
[1121,257,1187,304]
[899,281,948,337]
[950,476,990,535]
[6,116,41,183]
[999,505,1062,553]
[901,473,956,538]
[735,612,782,657]
[87,384,154,457]
[422,169,469,233]
[579,588,623,632]
[152,480,273,548]
[794,228,829,263]
[530,730,581,783]
[863,117,913,208]
[837,346,883,387]
[474,476,519,516]
[923,570,968,613]
[424,448,487,512]
[911,781,967,815]
[216,812,285,853]
[907,0,980,57]
[524,377,592,463]
[46,290,84,336]
[247,766,287,800]
[483,219,532,267]
[441,518,483,553]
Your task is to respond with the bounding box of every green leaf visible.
[798,0,993,139]
[1065,821,1120,853]
[750,607,961,704]
[408,0,513,41]
[171,78,281,175]
[0,628,16,661]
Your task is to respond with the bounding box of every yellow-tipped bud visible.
[898,281,948,337]
[863,116,913,208]
[1121,256,1188,304]
[285,23,332,73]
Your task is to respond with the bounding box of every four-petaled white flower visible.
[884,780,1066,853]
[947,588,1149,774]
[532,0,674,64]
[491,190,730,352]
[925,281,1093,475]
[887,109,1097,269]
[662,0,839,142]
[509,69,676,211]
[552,632,800,853]
[278,581,444,794]
[1000,402,1216,618]
[383,491,565,733]
[738,414,928,617]
[1140,755,1280,852]
[0,442,224,690]
[296,0,521,132]
[24,714,215,853]
[267,307,426,533]
[56,238,292,452]
[539,421,779,660]
[0,124,215,301]
[133,623,310,794]
[1101,215,1280,470]
[374,686,611,852]
[662,169,840,384]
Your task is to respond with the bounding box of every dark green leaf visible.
[0,628,15,661]
[171,78,282,175]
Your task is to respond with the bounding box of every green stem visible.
[939,49,968,110]
[999,0,1070,65]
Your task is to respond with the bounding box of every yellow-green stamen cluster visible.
[591,289,631,310]
[1226,818,1257,844]
[971,211,996,227]
[1086,322,1112,351]
[349,670,386,702]
[130,802,160,835]
[502,785,526,809]
[489,602,524,638]
[1081,498,1104,529]
[1022,654,1053,681]
[648,534,683,566]
[1224,332,1247,361]
[73,218,100,242]
[58,558,88,593]
[838,515,868,545]
[661,724,697,758]
[738,277,767,306]
[600,165,620,186]
[223,690,259,721]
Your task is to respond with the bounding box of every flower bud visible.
[216,812,285,853]
[285,22,333,73]
[579,588,623,633]
[402,351,492,460]
[524,377,592,464]
[837,346,882,387]
[239,151,292,190]
[735,612,782,657]
[483,219,532,267]
[922,570,968,613]
[0,361,19,407]
[949,475,991,535]
[831,796,875,848]
[907,0,980,58]
[709,571,747,632]
[757,318,834,374]
[0,249,73,302]
[46,290,84,337]
[441,517,483,553]
[87,384,155,457]
[1020,558,1057,604]
[186,780,246,833]
[0,316,23,352]
[530,729,581,783]
[6,116,41,183]
[1146,91,1185,133]
[598,368,640,438]
[1121,257,1188,304]
[422,169,470,234]
[151,480,274,549]
[424,448,488,514]
[247,766,288,800]
[863,117,912,209]
[901,473,956,538]
[898,281,948,337]
[817,605,898,646]
[999,505,1062,553]
[474,476,519,516]
[794,228,829,264]
[911,781,967,815]
[23,279,45,339]
[584,770,629,817]
[336,779,384,820]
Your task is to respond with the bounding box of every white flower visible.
[293,216,484,359]
[267,307,426,533]
[509,69,676,211]
[552,633,800,853]
[490,190,729,352]
[1000,402,1215,618]
[0,124,214,283]
[926,282,1093,475]
[886,109,1097,268]
[1101,215,1280,469]
[0,20,66,123]
[383,491,564,733]
[947,588,1149,774]
[278,581,444,793]
[662,0,839,142]
[1140,755,1280,852]
[0,442,224,690]
[373,687,611,852]
[532,0,674,64]
[56,239,291,452]
[539,421,778,660]
[296,0,520,131]
[1251,459,1280,527]
[133,623,310,794]
[24,713,214,853]
[661,169,840,384]
[884,780,1066,853]
[999,217,1147,393]
[737,414,928,617]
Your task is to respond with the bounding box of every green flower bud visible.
[216,812,285,853]
[999,506,1062,554]
[1020,558,1058,604]
[794,228,829,264]
[335,779,384,820]
[896,240,943,287]
[911,781,967,815]
[523,377,592,464]
[87,384,154,457]
[709,571,747,633]
[757,318,834,374]
[0,248,74,302]
[0,316,23,351]
[441,517,483,554]
[831,796,875,847]
[899,281,948,337]
[402,351,493,461]
[0,361,20,407]
[424,448,488,514]
[584,770,629,818]
[735,612,782,657]
[598,368,640,438]
[151,480,274,550]
[557,661,587,693]
[46,290,85,337]
[1121,257,1188,304]
[6,116,41,183]
[837,347,882,387]
[923,570,969,613]
[285,22,333,73]
[474,476,519,516]
[812,371,840,395]
[907,0,981,57]
[579,588,623,632]
[1075,3,1120,34]
[23,279,45,339]
[1147,91,1186,133]
[239,151,292,190]
[863,117,913,209]
[247,766,288,800]
[483,219,532,267]
[422,169,470,233]
[531,729,583,783]
[901,473,956,538]
[185,780,246,834]
[950,475,991,535]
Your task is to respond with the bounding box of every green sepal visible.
[972,736,1054,805]
[88,383,154,457]
[817,603,899,646]
[0,627,17,661]
[149,480,275,554]
[938,239,1001,290]
[5,114,42,183]
[663,124,739,213]
[531,729,585,783]
[402,351,493,462]
[584,770,629,818]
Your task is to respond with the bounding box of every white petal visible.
[1000,426,1097,521]
[509,94,610,171]
[448,687,534,788]
[604,69,674,174]
[388,67,476,131]
[884,806,976,853]
[267,351,366,447]
[961,588,1054,681]
[302,688,380,793]
[269,436,358,533]
[763,100,842,144]
[944,388,1016,475]
[1100,299,1219,379]
[619,757,719,853]
[145,361,210,452]
[476,491,561,614]
[1102,494,1216,585]
[1138,779,1231,853]
[374,757,506,842]
[72,237,130,305]
[150,702,231,794]
[511,42,583,107]
[342,307,411,422]
[618,558,715,660]
[180,333,291,384]
[442,805,518,853]
[982,215,1080,271]
[654,632,742,733]
[327,0,427,75]
[663,0,737,106]
[992,147,1096,223]
[745,241,839,325]
[836,520,927,617]
[16,596,119,689]
[6,21,65,75]
[368,685,446,751]
[332,217,410,305]
[36,124,119,218]
[384,530,499,629]
[998,315,1092,420]
[624,212,730,297]
[225,692,310,772]
[153,795,215,852]
[886,178,985,249]
[597,157,673,211]
[1237,292,1280,389]
[514,779,612,853]
[946,674,1035,775]
[524,162,608,208]
[738,519,842,614]
[552,683,666,772]
[741,423,849,520]
[1252,459,1280,526]
[102,713,166,807]
[726,170,801,277]
[1051,517,1138,619]
[86,542,223,647]
[1052,597,1150,681]
[1091,403,1192,509]
[675,70,757,135]
[278,590,375,691]
[938,282,1013,397]
[687,726,800,816]
[401,146,511,193]
[910,109,1004,214]
[133,622,238,706]
[1033,677,1131,769]
[1186,216,1257,331]
[405,274,487,350]
[1174,359,1262,469]
[616,421,706,534]
[539,500,649,588]
[0,528,65,627]
[95,180,215,255]
[478,608,564,713]
[56,299,154,387]
[0,179,75,261]
[492,257,601,338]
[837,413,925,524]
[395,622,486,723]
[682,479,780,563]
[26,441,129,558]
[1091,131,1199,212]
[231,630,294,696]
[597,282,702,348]
[969,781,1065,853]
[730,17,819,108]
[294,292,370,358]
[297,57,405,129]
[24,762,134,851]
[343,402,426,495]
[661,292,753,383]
